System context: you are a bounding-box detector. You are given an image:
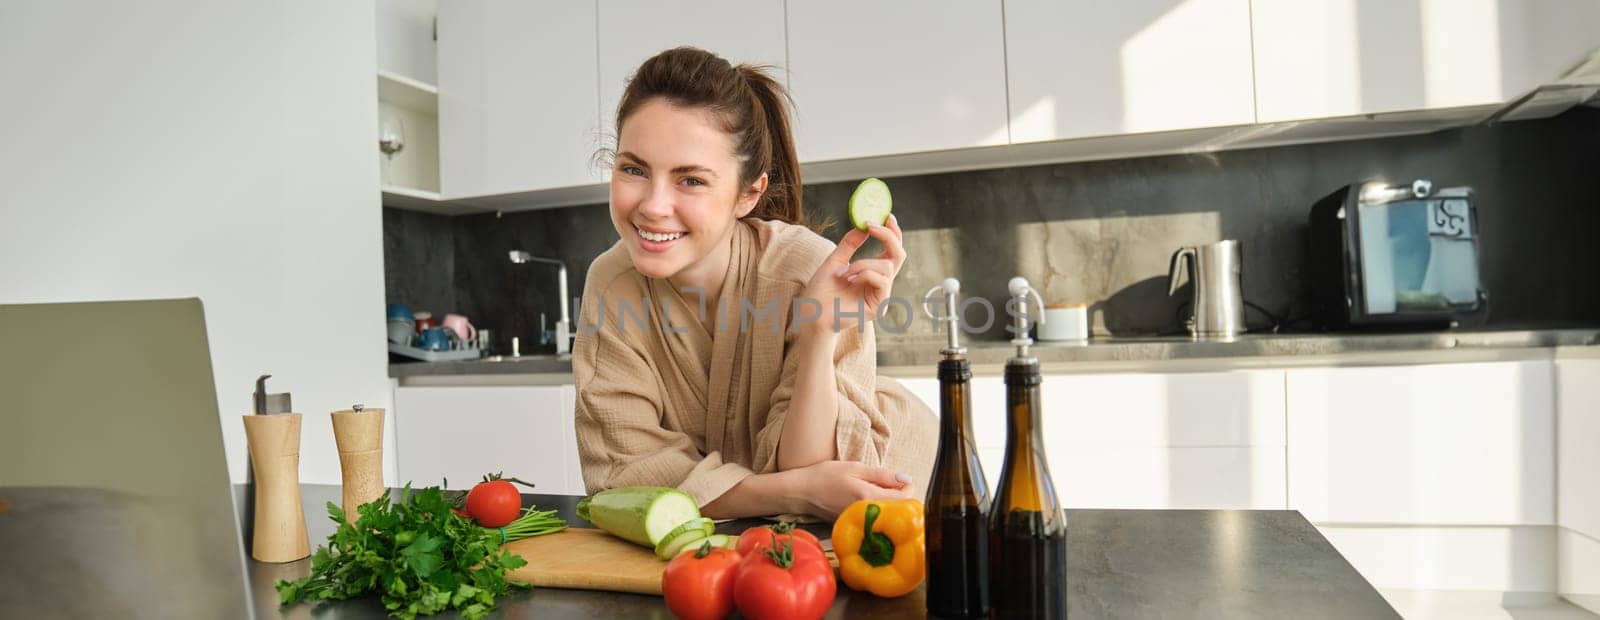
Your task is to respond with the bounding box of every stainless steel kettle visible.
[1168,240,1247,339]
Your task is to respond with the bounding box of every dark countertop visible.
[388,353,574,378]
[388,326,1600,380]
[251,485,1398,619]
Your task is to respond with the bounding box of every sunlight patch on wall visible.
[996,97,1056,145]
[1252,0,1363,120]
[883,226,964,333]
[1420,0,1502,107]
[1013,211,1221,309]
[1119,0,1254,131]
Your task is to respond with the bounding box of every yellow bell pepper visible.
[831,498,926,597]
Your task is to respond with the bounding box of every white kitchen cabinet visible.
[1251,0,1600,123]
[1557,356,1600,539]
[1285,360,1555,525]
[1557,354,1600,614]
[377,0,438,86]
[375,0,444,202]
[898,369,1286,509]
[1560,528,1600,614]
[1005,0,1255,143]
[1317,525,1556,592]
[436,0,602,198]
[596,0,787,154]
[784,0,1009,162]
[394,385,583,495]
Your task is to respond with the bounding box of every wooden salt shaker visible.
[331,405,385,523]
[241,412,310,563]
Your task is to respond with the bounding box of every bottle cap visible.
[922,278,967,358]
[1008,277,1046,360]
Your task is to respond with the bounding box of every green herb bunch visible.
[275,485,529,620]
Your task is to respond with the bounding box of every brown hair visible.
[610,46,810,227]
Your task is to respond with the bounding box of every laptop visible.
[0,298,254,618]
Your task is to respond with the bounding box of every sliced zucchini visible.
[848,177,892,231]
[659,532,712,559]
[653,517,715,559]
[677,534,738,556]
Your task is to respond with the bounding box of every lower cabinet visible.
[1314,525,1557,592]
[394,384,583,495]
[1560,528,1600,614]
[1286,360,1555,527]
[898,368,1287,510]
[1286,359,1558,594]
[1557,355,1600,613]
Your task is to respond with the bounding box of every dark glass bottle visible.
[989,278,1067,619]
[923,279,990,619]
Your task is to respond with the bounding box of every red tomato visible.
[464,479,522,528]
[737,523,825,558]
[662,543,743,620]
[733,540,836,620]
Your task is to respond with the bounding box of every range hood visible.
[1489,47,1600,122]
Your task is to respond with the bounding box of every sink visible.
[478,354,571,363]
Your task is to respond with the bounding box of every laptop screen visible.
[0,298,253,617]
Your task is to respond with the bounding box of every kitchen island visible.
[253,485,1398,619]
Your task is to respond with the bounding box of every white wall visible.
[0,0,395,486]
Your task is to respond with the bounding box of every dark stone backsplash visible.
[384,108,1600,352]
[383,208,456,321]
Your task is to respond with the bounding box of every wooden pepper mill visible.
[242,375,310,563]
[331,404,385,523]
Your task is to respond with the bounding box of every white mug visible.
[1038,304,1089,342]
[386,319,414,345]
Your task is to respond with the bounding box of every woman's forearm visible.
[775,327,841,470]
[700,470,803,519]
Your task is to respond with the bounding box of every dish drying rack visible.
[388,340,483,362]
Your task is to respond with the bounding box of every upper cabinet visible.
[1251,0,1600,123]
[376,0,438,85]
[596,0,788,141]
[376,0,445,206]
[1006,0,1256,142]
[785,0,1010,162]
[418,0,1599,209]
[437,0,602,199]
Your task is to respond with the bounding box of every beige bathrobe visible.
[572,217,938,507]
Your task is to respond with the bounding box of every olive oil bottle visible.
[922,278,990,618]
[989,277,1068,619]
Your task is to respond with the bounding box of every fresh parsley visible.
[275,484,530,620]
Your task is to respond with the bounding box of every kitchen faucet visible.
[508,250,573,355]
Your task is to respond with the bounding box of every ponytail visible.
[612,47,822,230]
[734,65,805,226]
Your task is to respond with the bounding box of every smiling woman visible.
[572,47,937,521]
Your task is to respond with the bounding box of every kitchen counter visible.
[243,485,1397,619]
[388,353,574,379]
[388,326,1600,381]
[881,325,1600,372]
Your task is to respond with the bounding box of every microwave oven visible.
[1308,179,1486,329]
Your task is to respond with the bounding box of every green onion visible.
[496,505,568,542]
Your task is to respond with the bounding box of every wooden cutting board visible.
[504,528,667,595]
[504,527,839,596]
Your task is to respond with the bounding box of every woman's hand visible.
[801,215,905,335]
[791,460,914,520]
